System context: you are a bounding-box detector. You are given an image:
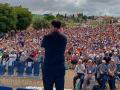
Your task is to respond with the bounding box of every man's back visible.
[41,32,67,68]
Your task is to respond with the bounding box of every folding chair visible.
[0,86,13,90]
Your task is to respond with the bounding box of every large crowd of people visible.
[64,24,120,90]
[0,23,120,89]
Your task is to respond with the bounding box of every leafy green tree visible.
[0,3,16,33]
[33,18,49,30]
[44,14,56,21]
[88,16,94,20]
[82,15,88,20]
[14,6,32,31]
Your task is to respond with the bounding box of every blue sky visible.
[0,0,120,16]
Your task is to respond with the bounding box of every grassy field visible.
[32,14,44,21]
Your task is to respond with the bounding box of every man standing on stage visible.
[41,20,67,90]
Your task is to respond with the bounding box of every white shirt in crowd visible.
[9,53,17,62]
[8,53,17,66]
[74,64,85,74]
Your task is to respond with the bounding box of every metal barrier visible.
[0,61,41,77]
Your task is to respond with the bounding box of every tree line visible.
[0,3,97,34]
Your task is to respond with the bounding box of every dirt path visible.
[0,70,120,90]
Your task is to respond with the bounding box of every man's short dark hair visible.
[51,20,61,29]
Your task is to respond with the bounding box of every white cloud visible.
[0,0,120,16]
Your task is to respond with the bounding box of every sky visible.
[0,0,120,16]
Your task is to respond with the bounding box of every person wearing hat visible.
[41,20,67,90]
[73,59,85,89]
[108,59,117,90]
[97,60,108,90]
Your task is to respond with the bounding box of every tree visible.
[44,14,55,21]
[0,3,16,33]
[14,6,32,31]
[88,16,94,20]
[56,13,64,20]
[32,18,49,30]
[82,15,88,20]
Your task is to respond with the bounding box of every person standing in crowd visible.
[37,50,42,63]
[8,51,17,66]
[71,53,78,65]
[73,59,85,90]
[97,60,108,90]
[108,59,117,90]
[41,20,67,90]
[25,54,34,65]
[1,51,9,64]
[20,50,27,63]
